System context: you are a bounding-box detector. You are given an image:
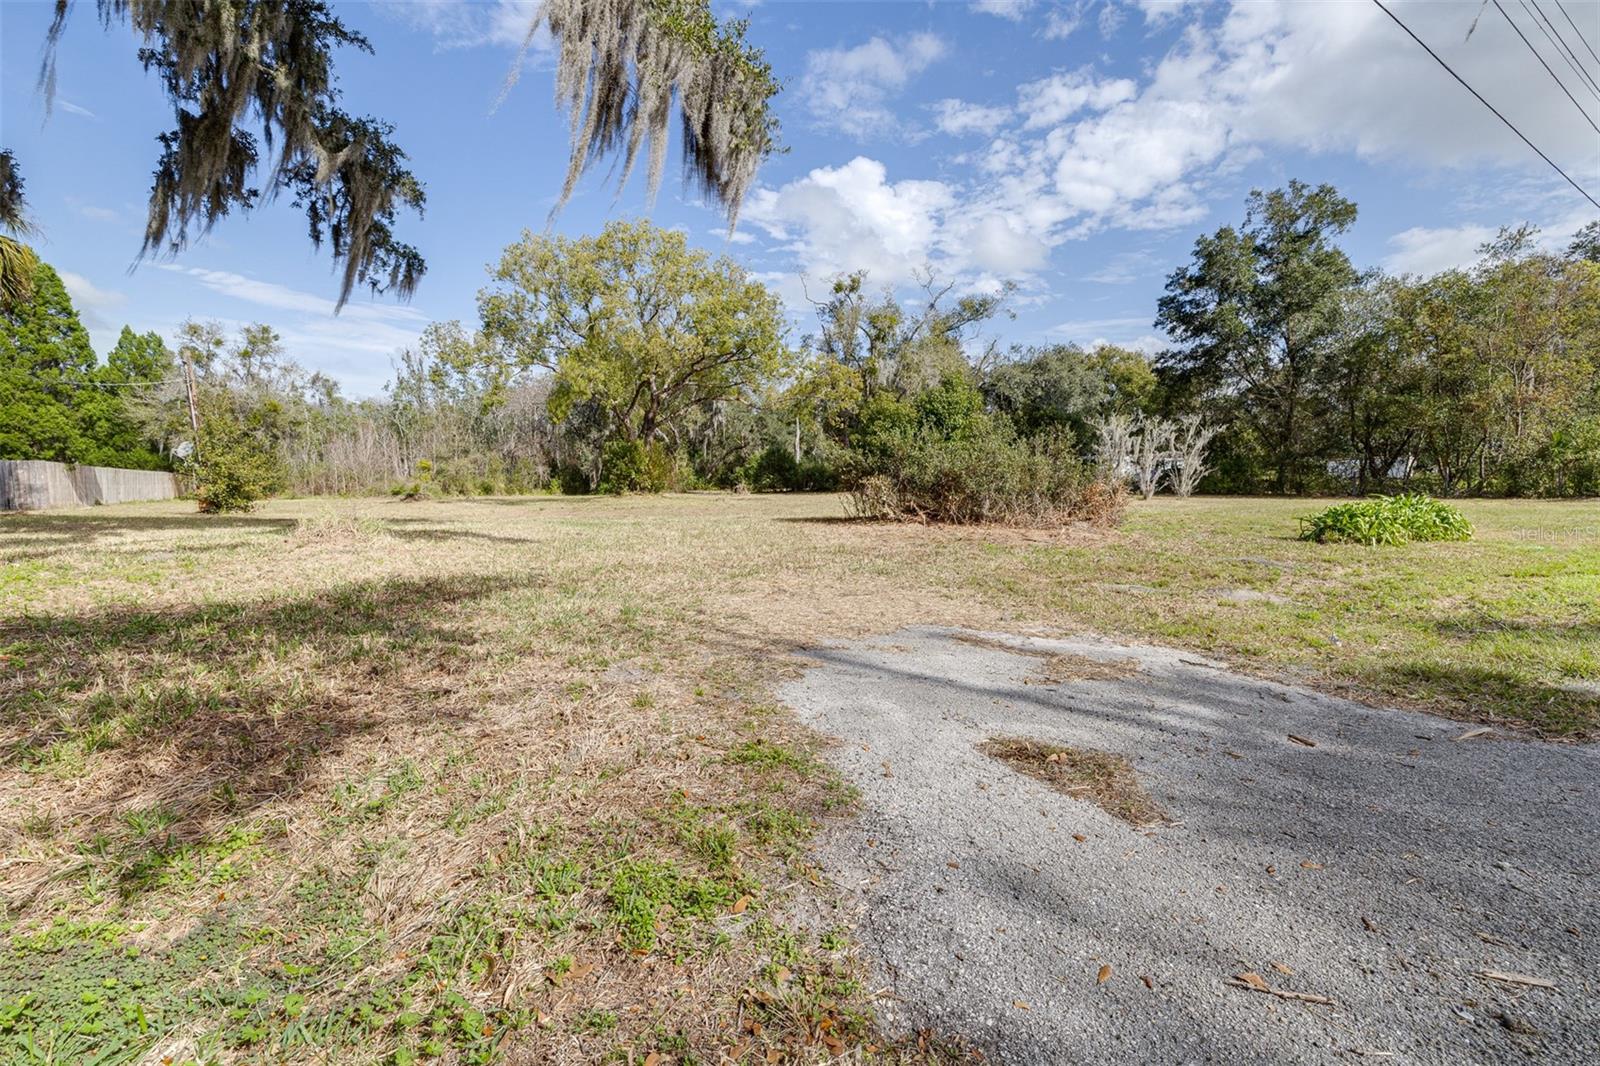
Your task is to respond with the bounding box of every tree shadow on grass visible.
[1378,659,1598,739]
[0,570,545,903]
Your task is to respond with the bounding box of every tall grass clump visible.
[1298,493,1473,546]
[847,422,1125,527]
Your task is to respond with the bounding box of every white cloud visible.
[971,0,1034,21]
[386,0,542,49]
[742,156,1050,312]
[744,157,955,283]
[800,33,947,139]
[66,199,122,224]
[1043,4,1085,41]
[1382,224,1498,276]
[932,99,1013,137]
[60,271,128,333]
[1017,70,1137,129]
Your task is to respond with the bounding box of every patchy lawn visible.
[0,492,1594,1062]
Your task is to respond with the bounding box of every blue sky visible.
[3,0,1597,395]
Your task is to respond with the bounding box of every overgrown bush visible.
[598,439,674,494]
[188,410,282,513]
[554,463,592,495]
[1298,494,1473,546]
[846,418,1125,527]
[739,444,838,492]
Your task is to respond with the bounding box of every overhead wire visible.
[1493,0,1600,133]
[1552,0,1600,70]
[1370,0,1600,211]
[1522,0,1600,100]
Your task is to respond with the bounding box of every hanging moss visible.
[527,0,782,228]
[41,1,425,309]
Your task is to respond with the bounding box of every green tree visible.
[0,150,38,310]
[0,256,95,461]
[76,327,176,469]
[800,271,1010,445]
[479,220,789,448]
[1156,180,1360,492]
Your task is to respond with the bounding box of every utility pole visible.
[181,348,201,461]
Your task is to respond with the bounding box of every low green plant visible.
[1298,493,1473,546]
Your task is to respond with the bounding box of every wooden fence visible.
[0,459,180,511]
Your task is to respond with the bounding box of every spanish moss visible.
[41,1,425,309]
[527,0,781,228]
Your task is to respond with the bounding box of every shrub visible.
[188,411,281,514]
[554,463,592,495]
[1298,494,1473,546]
[846,418,1125,527]
[598,439,673,494]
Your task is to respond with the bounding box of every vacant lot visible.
[1,493,1595,1062]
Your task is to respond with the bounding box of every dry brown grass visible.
[0,494,1003,1064]
[976,737,1169,827]
[1,490,1594,1062]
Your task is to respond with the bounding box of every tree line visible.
[3,185,1597,506]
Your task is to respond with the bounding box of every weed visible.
[1299,494,1473,546]
[607,860,733,952]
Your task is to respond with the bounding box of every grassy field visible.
[2,492,1595,1063]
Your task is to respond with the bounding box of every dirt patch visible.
[977,736,1169,827]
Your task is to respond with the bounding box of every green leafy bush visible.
[847,418,1124,527]
[739,444,838,492]
[188,411,281,514]
[598,439,674,494]
[1298,494,1473,546]
[554,463,592,495]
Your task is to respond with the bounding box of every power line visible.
[1371,0,1600,212]
[1524,0,1600,100]
[1495,0,1600,132]
[1553,0,1600,70]
[61,374,187,390]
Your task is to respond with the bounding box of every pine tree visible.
[77,327,176,469]
[0,256,96,461]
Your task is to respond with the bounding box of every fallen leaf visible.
[644,1054,660,1066]
[1288,734,1318,748]
[1475,969,1557,990]
[1300,861,1324,870]
[1236,971,1270,991]
[1455,727,1494,742]
[1265,865,1277,875]
[1013,1000,1031,1010]
[947,861,960,869]
[1361,916,1378,932]
[731,894,751,915]
[774,965,792,984]
[1270,962,1294,976]
[1096,964,1113,985]
[1140,975,1154,989]
[1073,834,1088,843]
